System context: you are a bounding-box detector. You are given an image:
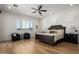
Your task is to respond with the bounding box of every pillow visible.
[49,31,54,33]
[49,30,55,33]
[41,31,46,33]
[13,34,16,36]
[55,30,64,34]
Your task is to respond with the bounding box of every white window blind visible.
[16,20,33,30]
[16,20,21,30]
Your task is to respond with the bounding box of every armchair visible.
[23,33,30,39]
[11,33,20,41]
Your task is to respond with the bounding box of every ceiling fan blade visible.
[33,11,37,13]
[40,10,47,12]
[38,5,42,10]
[31,7,37,10]
[39,11,41,14]
[0,9,1,13]
[13,4,18,7]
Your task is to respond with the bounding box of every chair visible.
[23,33,30,39]
[11,33,20,41]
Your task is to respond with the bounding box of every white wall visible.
[0,14,2,40]
[0,13,3,41]
[41,6,79,33]
[1,12,40,41]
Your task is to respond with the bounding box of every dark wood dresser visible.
[64,33,79,44]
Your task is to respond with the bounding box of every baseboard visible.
[0,38,11,43]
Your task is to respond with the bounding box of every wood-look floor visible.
[0,38,79,54]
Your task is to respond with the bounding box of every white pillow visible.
[55,30,64,34]
[13,34,16,36]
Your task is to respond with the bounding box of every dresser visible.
[64,33,79,44]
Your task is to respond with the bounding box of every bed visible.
[35,25,66,46]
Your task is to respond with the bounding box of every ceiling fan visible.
[13,4,18,7]
[31,5,47,15]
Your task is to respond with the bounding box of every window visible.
[22,21,27,29]
[29,21,33,29]
[16,20,21,30]
[16,20,33,30]
[26,21,30,29]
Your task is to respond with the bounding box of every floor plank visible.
[0,38,79,54]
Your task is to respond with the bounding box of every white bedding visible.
[54,33,64,42]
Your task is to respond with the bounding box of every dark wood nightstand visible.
[64,33,79,44]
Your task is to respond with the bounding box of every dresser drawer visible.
[65,34,78,44]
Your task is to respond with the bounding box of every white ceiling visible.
[0,4,79,18]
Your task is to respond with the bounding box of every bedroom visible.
[0,4,79,54]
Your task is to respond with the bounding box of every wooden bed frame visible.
[35,25,66,46]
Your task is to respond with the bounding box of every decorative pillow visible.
[13,34,16,36]
[41,31,46,33]
[49,31,54,33]
[49,29,56,33]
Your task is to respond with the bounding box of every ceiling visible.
[0,4,79,18]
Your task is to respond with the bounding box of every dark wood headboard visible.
[48,25,66,33]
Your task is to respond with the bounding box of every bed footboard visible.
[35,34,55,46]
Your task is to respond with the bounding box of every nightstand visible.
[64,33,79,44]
